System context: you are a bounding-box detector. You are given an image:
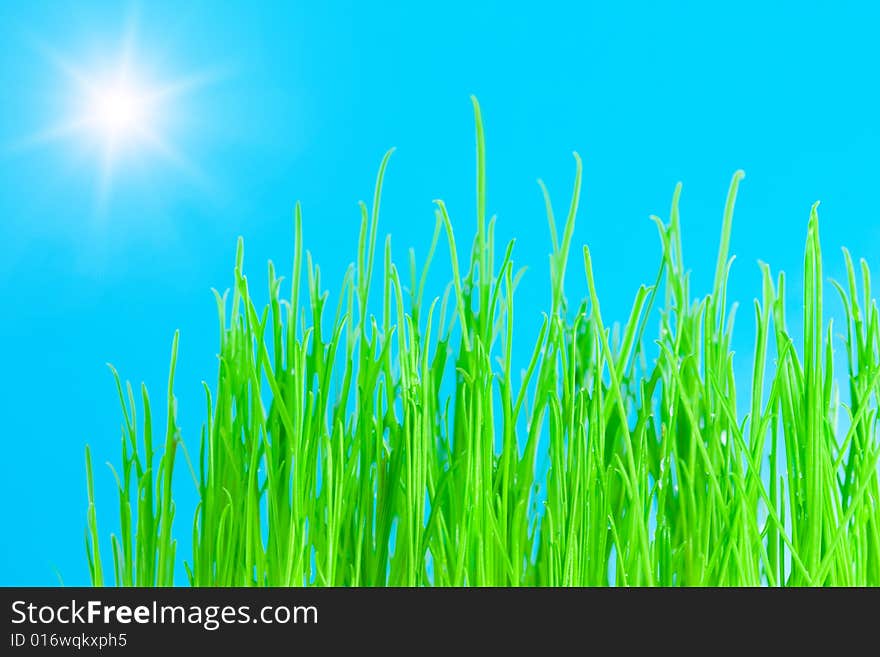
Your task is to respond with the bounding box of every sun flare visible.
[23,28,216,206]
[90,84,149,139]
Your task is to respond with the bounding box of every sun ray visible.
[10,116,94,151]
[143,67,230,105]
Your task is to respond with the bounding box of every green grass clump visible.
[84,97,880,586]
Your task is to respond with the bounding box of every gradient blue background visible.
[2,0,878,585]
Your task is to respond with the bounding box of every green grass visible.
[84,97,880,586]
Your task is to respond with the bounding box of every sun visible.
[69,63,177,201]
[77,72,159,156]
[21,26,217,207]
[35,54,175,161]
[92,85,147,137]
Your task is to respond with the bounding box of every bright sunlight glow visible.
[91,85,148,138]
[21,21,218,208]
[75,68,165,163]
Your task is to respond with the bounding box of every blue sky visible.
[2,0,879,584]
